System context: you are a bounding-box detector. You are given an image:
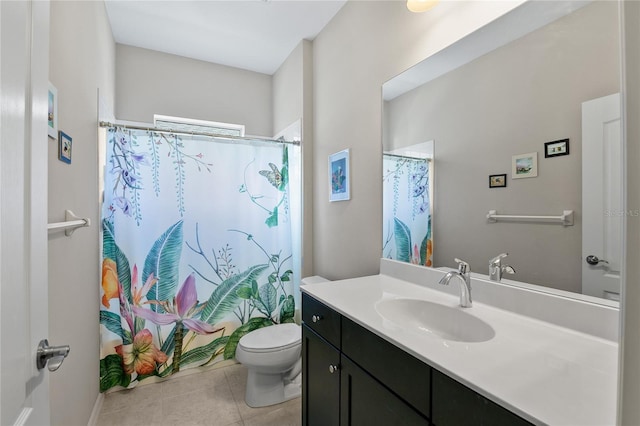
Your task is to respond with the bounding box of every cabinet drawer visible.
[342,317,431,419]
[302,293,341,348]
[432,370,533,426]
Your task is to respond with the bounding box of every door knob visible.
[312,314,322,323]
[36,339,70,372]
[586,255,609,266]
[328,364,340,373]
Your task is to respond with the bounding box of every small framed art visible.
[329,149,350,202]
[512,152,537,179]
[48,83,58,139]
[544,138,569,158]
[489,174,507,188]
[58,131,72,164]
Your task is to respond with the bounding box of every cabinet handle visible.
[329,364,340,374]
[312,314,322,323]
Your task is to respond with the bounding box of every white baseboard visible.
[86,392,104,426]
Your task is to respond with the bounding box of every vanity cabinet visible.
[301,293,533,426]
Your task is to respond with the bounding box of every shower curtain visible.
[382,154,432,266]
[99,127,299,391]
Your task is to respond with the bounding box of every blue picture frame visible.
[58,131,72,164]
[329,149,350,201]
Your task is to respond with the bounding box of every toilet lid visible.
[238,323,301,353]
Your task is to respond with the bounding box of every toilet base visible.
[245,370,302,408]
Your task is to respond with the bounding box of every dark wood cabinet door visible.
[303,325,340,426]
[342,317,431,418]
[432,370,533,426]
[340,356,429,426]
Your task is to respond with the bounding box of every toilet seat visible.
[238,323,301,354]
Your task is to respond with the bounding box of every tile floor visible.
[97,364,301,426]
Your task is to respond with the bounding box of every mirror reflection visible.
[383,141,434,267]
[382,1,621,302]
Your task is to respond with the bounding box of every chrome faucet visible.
[489,253,516,282]
[439,258,472,308]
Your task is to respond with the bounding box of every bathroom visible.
[2,0,639,425]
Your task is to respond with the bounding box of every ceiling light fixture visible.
[407,0,439,13]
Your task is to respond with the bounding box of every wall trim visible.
[86,393,104,426]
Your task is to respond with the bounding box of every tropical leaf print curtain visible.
[99,127,298,391]
[382,154,432,266]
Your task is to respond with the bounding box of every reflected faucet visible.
[439,258,472,308]
[489,253,516,282]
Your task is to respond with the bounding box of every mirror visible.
[382,1,621,304]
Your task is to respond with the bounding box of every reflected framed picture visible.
[489,173,507,188]
[512,152,537,179]
[48,83,58,139]
[544,138,569,158]
[329,149,350,202]
[58,131,72,164]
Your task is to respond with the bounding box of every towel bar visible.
[486,210,574,226]
[47,210,91,236]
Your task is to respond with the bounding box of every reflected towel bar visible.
[486,210,574,226]
[47,210,91,236]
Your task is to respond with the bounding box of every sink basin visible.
[375,298,495,343]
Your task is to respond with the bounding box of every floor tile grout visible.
[222,367,245,424]
[97,363,300,426]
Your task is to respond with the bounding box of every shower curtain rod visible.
[99,121,300,146]
[383,152,431,161]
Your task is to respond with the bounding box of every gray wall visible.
[312,0,528,280]
[116,45,273,136]
[273,41,304,134]
[272,40,314,278]
[620,1,640,423]
[48,1,116,425]
[384,1,619,292]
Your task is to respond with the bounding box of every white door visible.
[1,1,52,425]
[582,93,622,300]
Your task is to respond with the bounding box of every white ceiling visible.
[104,0,347,75]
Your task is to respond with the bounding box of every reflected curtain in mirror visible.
[383,154,432,266]
[99,126,299,391]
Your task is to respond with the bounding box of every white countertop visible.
[301,274,618,426]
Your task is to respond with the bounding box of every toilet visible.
[235,323,302,408]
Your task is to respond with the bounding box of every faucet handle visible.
[454,258,469,273]
[502,265,516,275]
[490,253,509,265]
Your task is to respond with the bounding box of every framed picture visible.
[48,83,58,139]
[512,152,537,179]
[329,149,350,201]
[489,173,507,188]
[544,138,569,158]
[58,131,72,164]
